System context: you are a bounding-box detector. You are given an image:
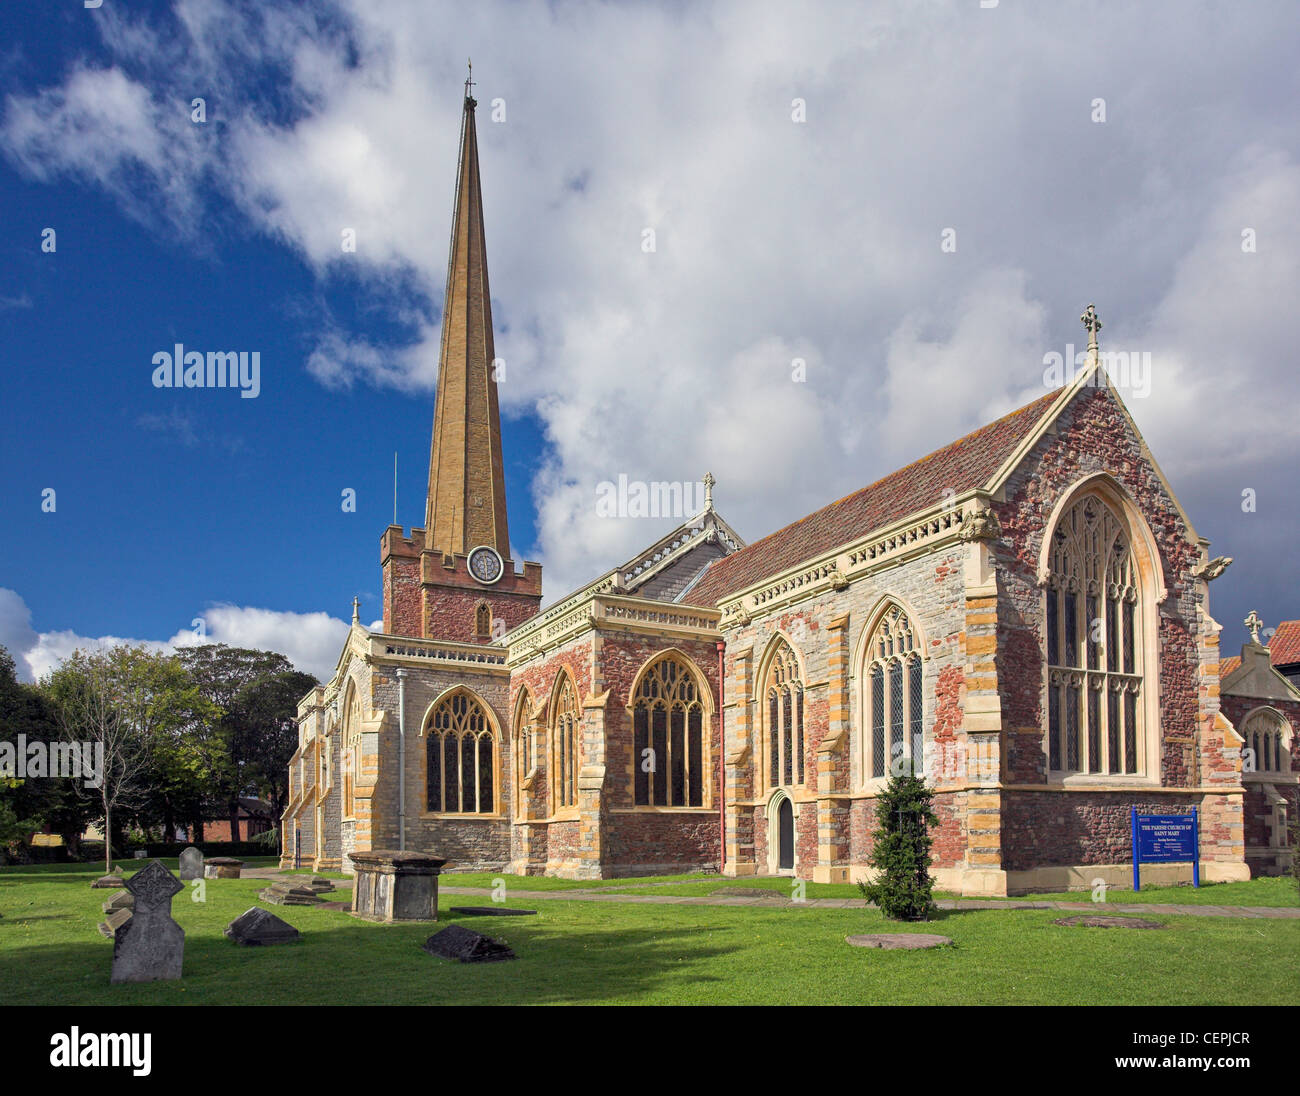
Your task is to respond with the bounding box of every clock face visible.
[468,545,504,585]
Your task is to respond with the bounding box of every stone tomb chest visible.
[350,850,447,922]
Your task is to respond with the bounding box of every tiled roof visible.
[1267,620,1300,666]
[1220,655,1242,677]
[684,390,1059,607]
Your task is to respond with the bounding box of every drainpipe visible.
[717,639,726,872]
[396,669,407,851]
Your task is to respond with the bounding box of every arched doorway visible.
[767,789,796,875]
[778,798,794,870]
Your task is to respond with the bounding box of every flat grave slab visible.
[225,907,300,946]
[1053,915,1164,929]
[846,933,953,950]
[449,906,537,917]
[422,924,516,963]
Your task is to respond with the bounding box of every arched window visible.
[762,640,805,789]
[342,683,360,818]
[632,655,707,806]
[1242,709,1291,776]
[1045,493,1143,775]
[552,674,579,810]
[475,603,492,639]
[862,604,923,779]
[513,687,533,815]
[425,690,496,813]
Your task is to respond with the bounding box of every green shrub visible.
[857,771,938,921]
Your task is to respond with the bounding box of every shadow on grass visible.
[0,904,743,1006]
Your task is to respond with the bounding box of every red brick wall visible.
[993,384,1206,786]
[382,554,422,636]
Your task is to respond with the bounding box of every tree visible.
[177,646,317,840]
[45,649,151,875]
[857,771,939,921]
[240,669,317,819]
[0,646,92,859]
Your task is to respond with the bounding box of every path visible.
[239,867,1299,919]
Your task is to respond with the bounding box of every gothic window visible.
[425,690,496,813]
[475,603,492,639]
[863,604,923,779]
[1242,709,1290,776]
[632,655,707,807]
[762,640,805,790]
[1045,494,1144,776]
[515,688,534,776]
[342,684,360,818]
[552,673,579,810]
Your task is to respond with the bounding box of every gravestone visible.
[422,924,515,963]
[91,869,125,890]
[351,850,446,922]
[204,857,242,879]
[98,908,133,938]
[110,860,184,984]
[258,882,322,906]
[449,907,537,917]
[225,907,300,946]
[102,890,134,914]
[132,850,147,859]
[178,847,203,881]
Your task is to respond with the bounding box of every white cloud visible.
[3,0,1298,623]
[0,589,346,683]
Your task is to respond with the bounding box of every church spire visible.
[424,78,511,561]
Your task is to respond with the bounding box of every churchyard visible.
[1,858,1296,1006]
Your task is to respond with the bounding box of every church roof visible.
[683,389,1059,606]
[1220,655,1241,676]
[1268,619,1300,667]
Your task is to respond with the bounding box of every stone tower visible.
[381,84,542,642]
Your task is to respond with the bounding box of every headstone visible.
[449,907,537,917]
[258,882,322,906]
[110,861,184,984]
[102,890,134,914]
[178,847,204,881]
[98,908,133,938]
[422,924,515,963]
[132,850,147,859]
[204,857,243,879]
[225,907,300,946]
[351,850,446,922]
[91,869,125,889]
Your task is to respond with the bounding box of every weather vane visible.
[465,58,474,100]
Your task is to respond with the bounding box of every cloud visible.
[0,589,347,683]
[3,0,1298,628]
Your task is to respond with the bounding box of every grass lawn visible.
[1,862,1298,1005]
[601,875,1300,907]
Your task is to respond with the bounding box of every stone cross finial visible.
[465,58,474,100]
[1080,303,1102,350]
[1245,609,1264,645]
[352,596,360,625]
[703,472,715,509]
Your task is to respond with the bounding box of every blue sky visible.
[1,0,1298,680]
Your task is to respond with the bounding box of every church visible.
[280,87,1294,896]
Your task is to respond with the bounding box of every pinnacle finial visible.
[703,472,715,510]
[1080,303,1102,351]
[465,57,474,102]
[1244,609,1264,646]
[352,596,360,625]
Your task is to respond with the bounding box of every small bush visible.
[857,771,938,921]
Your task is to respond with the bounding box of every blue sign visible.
[1131,808,1199,890]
